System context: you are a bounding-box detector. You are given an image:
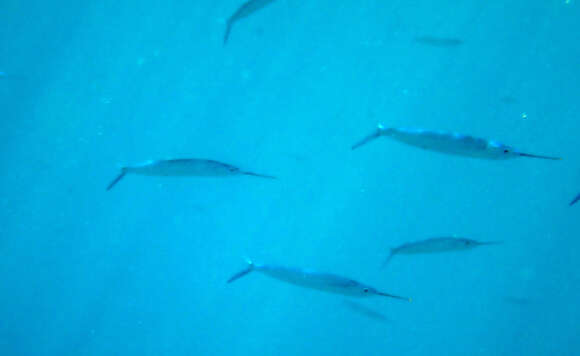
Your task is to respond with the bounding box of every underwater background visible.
[1,0,579,355]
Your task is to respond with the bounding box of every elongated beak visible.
[376,291,412,302]
[477,241,503,246]
[518,152,561,160]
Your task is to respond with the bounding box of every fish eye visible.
[503,149,510,153]
[363,288,369,293]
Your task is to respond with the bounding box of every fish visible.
[570,193,580,206]
[228,259,411,301]
[106,158,276,191]
[352,124,561,160]
[383,237,502,267]
[224,0,276,45]
[413,36,463,47]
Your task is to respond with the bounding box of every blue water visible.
[1,1,579,355]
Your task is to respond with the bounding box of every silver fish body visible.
[125,159,241,176]
[228,260,410,301]
[393,237,485,254]
[352,124,560,160]
[106,158,275,190]
[383,237,501,266]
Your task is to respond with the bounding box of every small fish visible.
[570,193,580,206]
[106,158,276,191]
[383,237,502,267]
[228,259,411,302]
[224,0,276,45]
[413,36,463,47]
[352,124,561,160]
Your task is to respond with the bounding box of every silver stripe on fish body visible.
[352,124,561,160]
[228,260,411,301]
[106,158,276,191]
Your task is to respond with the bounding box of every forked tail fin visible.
[570,193,580,206]
[381,249,396,269]
[242,171,277,179]
[223,21,233,45]
[227,259,255,283]
[106,170,127,191]
[351,125,383,150]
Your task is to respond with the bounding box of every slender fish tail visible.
[106,170,127,191]
[376,291,412,302]
[242,171,277,179]
[570,193,580,206]
[227,260,255,283]
[351,127,382,150]
[518,152,561,160]
[223,21,233,45]
[381,249,396,268]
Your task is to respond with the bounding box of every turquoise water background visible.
[1,1,579,355]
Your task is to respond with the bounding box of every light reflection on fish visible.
[228,259,411,301]
[414,36,463,47]
[106,158,276,191]
[224,0,276,45]
[352,124,561,160]
[383,237,502,267]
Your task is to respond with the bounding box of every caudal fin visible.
[518,152,561,160]
[227,260,255,283]
[351,126,383,150]
[242,171,277,179]
[381,249,396,268]
[570,193,580,206]
[223,21,233,45]
[106,170,127,191]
